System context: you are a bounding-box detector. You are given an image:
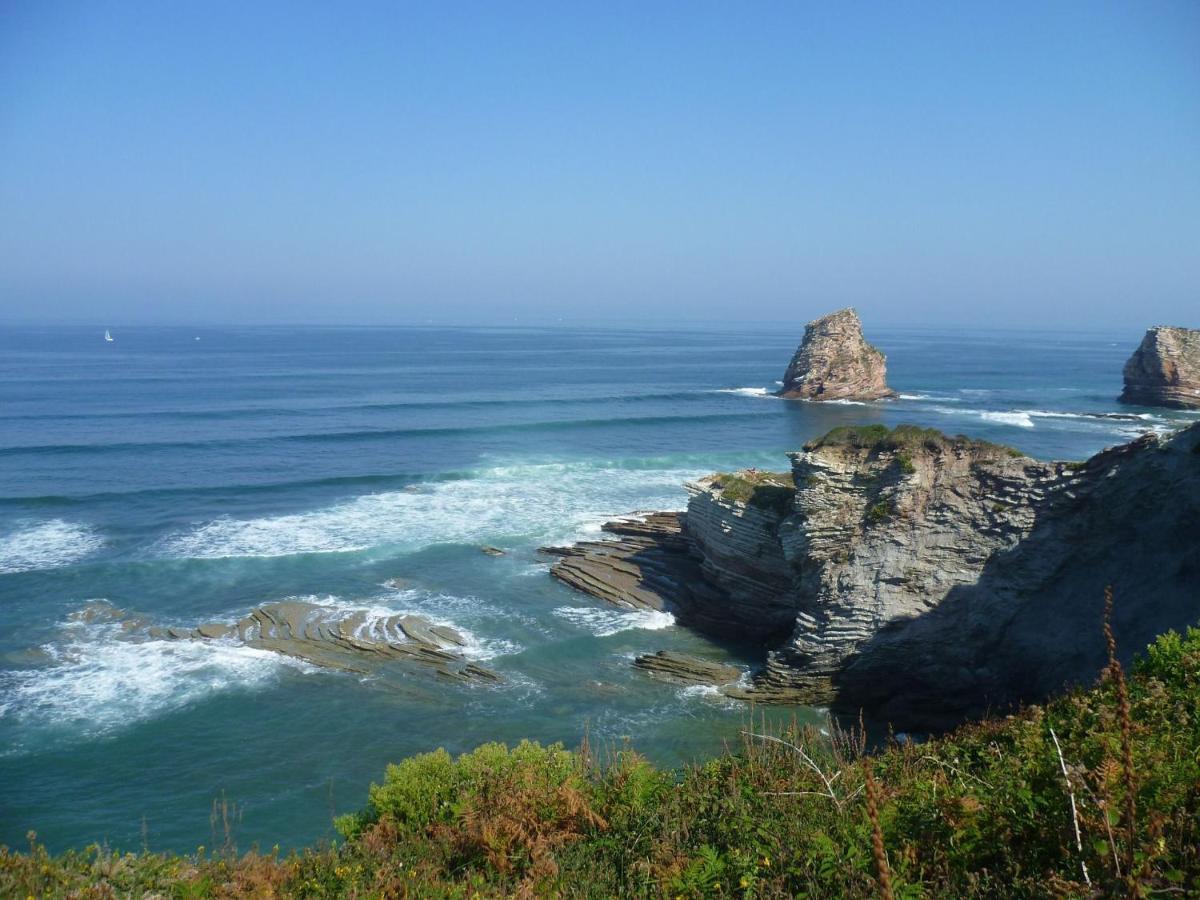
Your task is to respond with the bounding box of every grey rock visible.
[547,422,1200,731]
[633,650,742,686]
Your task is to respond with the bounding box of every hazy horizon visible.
[2,2,1197,329]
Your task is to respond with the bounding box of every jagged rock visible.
[633,651,742,686]
[1119,325,1200,409]
[547,422,1200,731]
[778,308,896,401]
[480,545,506,557]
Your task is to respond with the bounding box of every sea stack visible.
[777,307,896,401]
[1119,326,1200,409]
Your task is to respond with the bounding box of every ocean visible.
[2,323,1195,854]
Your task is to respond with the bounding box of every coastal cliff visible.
[549,422,1200,729]
[778,308,896,401]
[1120,325,1200,409]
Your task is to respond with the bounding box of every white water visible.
[553,605,676,637]
[0,520,104,574]
[157,461,708,561]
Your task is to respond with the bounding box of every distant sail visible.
[104,329,114,342]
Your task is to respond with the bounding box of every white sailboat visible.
[104,329,114,343]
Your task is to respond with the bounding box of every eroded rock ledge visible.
[546,422,1200,729]
[144,600,502,684]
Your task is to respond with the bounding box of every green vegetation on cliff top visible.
[711,470,795,516]
[4,621,1199,897]
[805,423,1024,458]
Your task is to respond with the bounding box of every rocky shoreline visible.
[544,422,1200,729]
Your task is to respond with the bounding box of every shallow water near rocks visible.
[1,323,1195,853]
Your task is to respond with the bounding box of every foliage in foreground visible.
[4,624,1200,898]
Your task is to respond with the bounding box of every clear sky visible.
[1,1,1197,328]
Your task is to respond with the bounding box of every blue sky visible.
[1,1,1197,327]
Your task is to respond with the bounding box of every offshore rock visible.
[778,308,896,401]
[1119,325,1200,409]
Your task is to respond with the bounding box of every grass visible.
[711,470,796,516]
[5,609,1199,897]
[806,424,1024,459]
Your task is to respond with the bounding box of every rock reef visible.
[547,422,1200,730]
[147,600,501,684]
[778,308,895,401]
[1119,325,1200,409]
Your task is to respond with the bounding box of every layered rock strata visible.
[778,308,896,401]
[548,422,1200,730]
[1119,326,1200,409]
[632,651,743,687]
[147,600,501,683]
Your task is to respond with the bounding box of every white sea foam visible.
[713,386,777,398]
[0,616,311,742]
[0,519,104,575]
[553,605,676,637]
[897,392,961,402]
[979,411,1036,428]
[157,461,706,560]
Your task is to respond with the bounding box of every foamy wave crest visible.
[898,392,960,402]
[553,605,675,637]
[157,461,707,560]
[0,520,104,574]
[979,411,1036,428]
[713,387,777,398]
[0,616,310,741]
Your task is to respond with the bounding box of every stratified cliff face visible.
[1120,326,1200,409]
[778,308,896,401]
[546,422,1200,729]
[735,423,1200,728]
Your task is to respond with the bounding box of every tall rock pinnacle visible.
[777,308,895,401]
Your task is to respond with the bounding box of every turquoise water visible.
[2,324,1196,854]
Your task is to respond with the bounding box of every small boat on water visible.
[104,329,114,342]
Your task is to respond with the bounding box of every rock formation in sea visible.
[545,422,1200,729]
[1119,325,1200,409]
[777,308,896,401]
[144,600,503,684]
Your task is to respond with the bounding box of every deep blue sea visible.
[2,324,1196,854]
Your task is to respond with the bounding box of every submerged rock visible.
[778,308,895,402]
[1119,325,1200,409]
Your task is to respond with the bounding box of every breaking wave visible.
[0,519,103,574]
[553,606,676,637]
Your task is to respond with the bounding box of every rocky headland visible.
[546,422,1200,729]
[1120,325,1200,409]
[777,307,896,401]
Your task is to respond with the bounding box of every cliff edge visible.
[547,422,1200,730]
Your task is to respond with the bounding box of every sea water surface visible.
[1,324,1196,854]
